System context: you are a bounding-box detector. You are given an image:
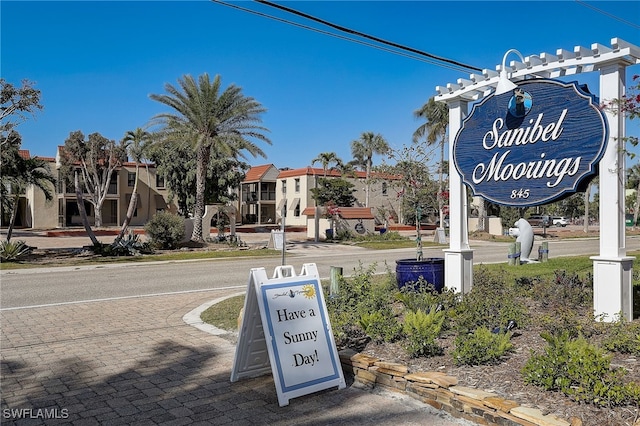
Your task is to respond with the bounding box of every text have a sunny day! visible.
[276,308,321,368]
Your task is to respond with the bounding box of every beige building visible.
[3,149,176,230]
[54,145,176,228]
[272,166,402,228]
[8,154,401,234]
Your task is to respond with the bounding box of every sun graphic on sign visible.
[301,284,316,299]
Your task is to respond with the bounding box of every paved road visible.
[2,234,638,309]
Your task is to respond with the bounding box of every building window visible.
[127,172,136,187]
[294,203,300,217]
[156,174,165,188]
[294,178,300,193]
[108,172,118,194]
[382,182,388,196]
[281,180,287,193]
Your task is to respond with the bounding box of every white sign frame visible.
[268,230,284,250]
[231,263,345,406]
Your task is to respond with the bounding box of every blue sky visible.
[2,1,639,169]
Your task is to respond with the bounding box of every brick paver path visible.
[1,289,470,425]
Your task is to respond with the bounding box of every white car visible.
[552,216,568,227]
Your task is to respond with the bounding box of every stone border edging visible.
[339,349,582,426]
[184,296,580,426]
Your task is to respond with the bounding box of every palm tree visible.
[116,127,152,242]
[351,132,389,207]
[311,152,342,177]
[4,156,56,242]
[150,73,270,242]
[413,97,449,230]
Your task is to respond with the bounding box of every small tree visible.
[0,78,42,147]
[310,177,357,207]
[116,127,152,242]
[380,142,439,260]
[60,130,127,228]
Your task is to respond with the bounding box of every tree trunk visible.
[476,198,487,232]
[437,140,444,228]
[365,161,371,207]
[191,143,209,242]
[6,193,20,242]
[634,181,640,227]
[75,171,99,246]
[583,184,591,233]
[116,163,139,242]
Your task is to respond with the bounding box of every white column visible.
[443,99,473,294]
[591,62,634,322]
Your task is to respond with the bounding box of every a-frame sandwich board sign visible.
[230,263,346,406]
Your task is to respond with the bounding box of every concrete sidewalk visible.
[0,288,473,425]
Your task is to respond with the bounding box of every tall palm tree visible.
[116,127,152,242]
[413,97,449,229]
[5,156,56,242]
[350,132,389,207]
[311,152,342,177]
[150,73,270,242]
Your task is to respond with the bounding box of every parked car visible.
[552,216,568,227]
[527,214,551,227]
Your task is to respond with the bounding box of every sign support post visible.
[591,60,634,321]
[443,99,473,294]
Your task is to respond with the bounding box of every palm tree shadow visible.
[2,340,369,425]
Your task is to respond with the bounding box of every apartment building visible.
[273,166,402,228]
[2,149,176,230]
[7,152,401,233]
[54,146,176,228]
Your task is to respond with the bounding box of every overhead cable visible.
[210,0,481,73]
[254,0,482,72]
[575,0,640,30]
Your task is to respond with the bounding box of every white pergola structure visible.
[435,38,640,321]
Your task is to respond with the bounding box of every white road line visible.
[0,285,246,311]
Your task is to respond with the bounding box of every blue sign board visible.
[453,79,608,206]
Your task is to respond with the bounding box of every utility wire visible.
[210,0,481,74]
[575,0,640,30]
[255,0,482,72]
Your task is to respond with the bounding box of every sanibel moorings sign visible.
[453,78,608,206]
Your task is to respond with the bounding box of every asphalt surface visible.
[1,229,476,425]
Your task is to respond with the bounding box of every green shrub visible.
[453,327,514,366]
[522,332,640,407]
[352,230,407,242]
[359,310,402,344]
[0,240,31,261]
[325,263,397,350]
[402,308,445,357]
[144,211,185,249]
[531,270,592,309]
[452,267,528,334]
[538,306,600,339]
[602,320,640,356]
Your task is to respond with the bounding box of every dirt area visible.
[360,306,639,426]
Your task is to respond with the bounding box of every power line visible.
[575,0,640,30]
[209,0,481,74]
[255,0,482,72]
